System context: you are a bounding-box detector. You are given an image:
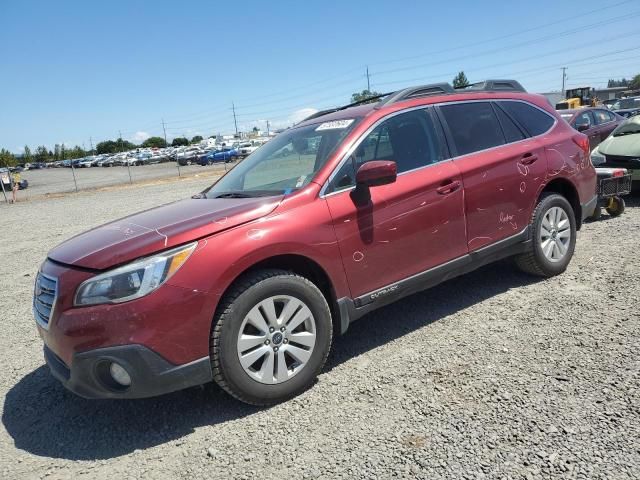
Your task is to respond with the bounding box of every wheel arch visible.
[214,254,343,337]
[540,178,582,230]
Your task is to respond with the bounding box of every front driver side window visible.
[328,109,445,193]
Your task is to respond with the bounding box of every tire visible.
[211,269,332,405]
[606,197,625,217]
[515,193,576,277]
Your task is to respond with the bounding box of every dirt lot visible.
[0,178,638,480]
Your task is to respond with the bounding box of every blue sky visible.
[1,0,639,152]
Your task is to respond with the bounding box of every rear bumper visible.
[44,344,212,399]
[581,194,598,222]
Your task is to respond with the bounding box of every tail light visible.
[572,134,590,157]
[612,169,625,178]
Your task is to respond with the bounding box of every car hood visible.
[599,133,640,157]
[48,196,283,270]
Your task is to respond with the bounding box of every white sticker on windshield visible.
[315,119,354,131]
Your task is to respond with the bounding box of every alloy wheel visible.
[540,206,571,262]
[236,295,316,384]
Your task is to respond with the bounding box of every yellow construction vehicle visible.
[555,86,601,110]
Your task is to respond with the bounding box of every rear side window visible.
[574,111,594,129]
[440,102,505,156]
[593,109,614,124]
[498,101,555,136]
[494,104,526,142]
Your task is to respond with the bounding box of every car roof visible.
[297,79,531,128]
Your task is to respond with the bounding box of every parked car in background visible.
[34,79,597,405]
[609,96,640,118]
[175,147,202,166]
[97,157,115,167]
[78,158,94,168]
[199,148,239,164]
[558,107,624,149]
[591,115,640,186]
[238,142,259,158]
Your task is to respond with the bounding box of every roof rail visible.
[458,79,526,93]
[376,83,454,108]
[301,92,393,122]
[301,79,527,123]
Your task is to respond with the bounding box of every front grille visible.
[604,155,640,169]
[34,273,58,329]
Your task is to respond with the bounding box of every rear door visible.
[438,100,550,251]
[593,109,617,143]
[573,110,598,149]
[324,108,468,298]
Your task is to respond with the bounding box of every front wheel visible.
[515,193,576,277]
[211,269,332,405]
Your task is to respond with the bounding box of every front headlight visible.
[74,242,197,306]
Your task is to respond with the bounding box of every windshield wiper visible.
[214,192,255,198]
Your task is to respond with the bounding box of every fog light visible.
[109,362,131,387]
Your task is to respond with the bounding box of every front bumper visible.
[44,343,212,399]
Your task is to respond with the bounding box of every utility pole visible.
[232,102,238,136]
[120,130,132,184]
[162,119,168,148]
[561,67,567,94]
[89,136,94,156]
[66,143,78,193]
[366,65,371,92]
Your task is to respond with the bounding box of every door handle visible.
[436,180,461,195]
[519,153,538,166]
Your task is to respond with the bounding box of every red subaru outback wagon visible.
[34,80,597,405]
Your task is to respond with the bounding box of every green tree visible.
[171,137,189,147]
[351,89,382,104]
[34,145,49,162]
[630,74,640,90]
[97,138,136,154]
[23,146,32,163]
[608,78,629,88]
[67,145,87,159]
[0,148,16,167]
[141,136,167,148]
[452,71,470,88]
[116,138,136,151]
[190,135,203,144]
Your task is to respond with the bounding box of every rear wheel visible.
[515,193,576,277]
[211,269,332,405]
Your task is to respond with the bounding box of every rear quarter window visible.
[498,101,555,136]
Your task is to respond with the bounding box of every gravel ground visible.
[0,178,638,480]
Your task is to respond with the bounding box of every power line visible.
[367,0,637,68]
[371,11,640,78]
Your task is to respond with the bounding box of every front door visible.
[324,108,468,298]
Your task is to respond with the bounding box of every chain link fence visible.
[4,160,239,201]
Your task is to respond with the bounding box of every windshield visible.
[203,119,359,198]
[612,117,640,137]
[611,98,640,111]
